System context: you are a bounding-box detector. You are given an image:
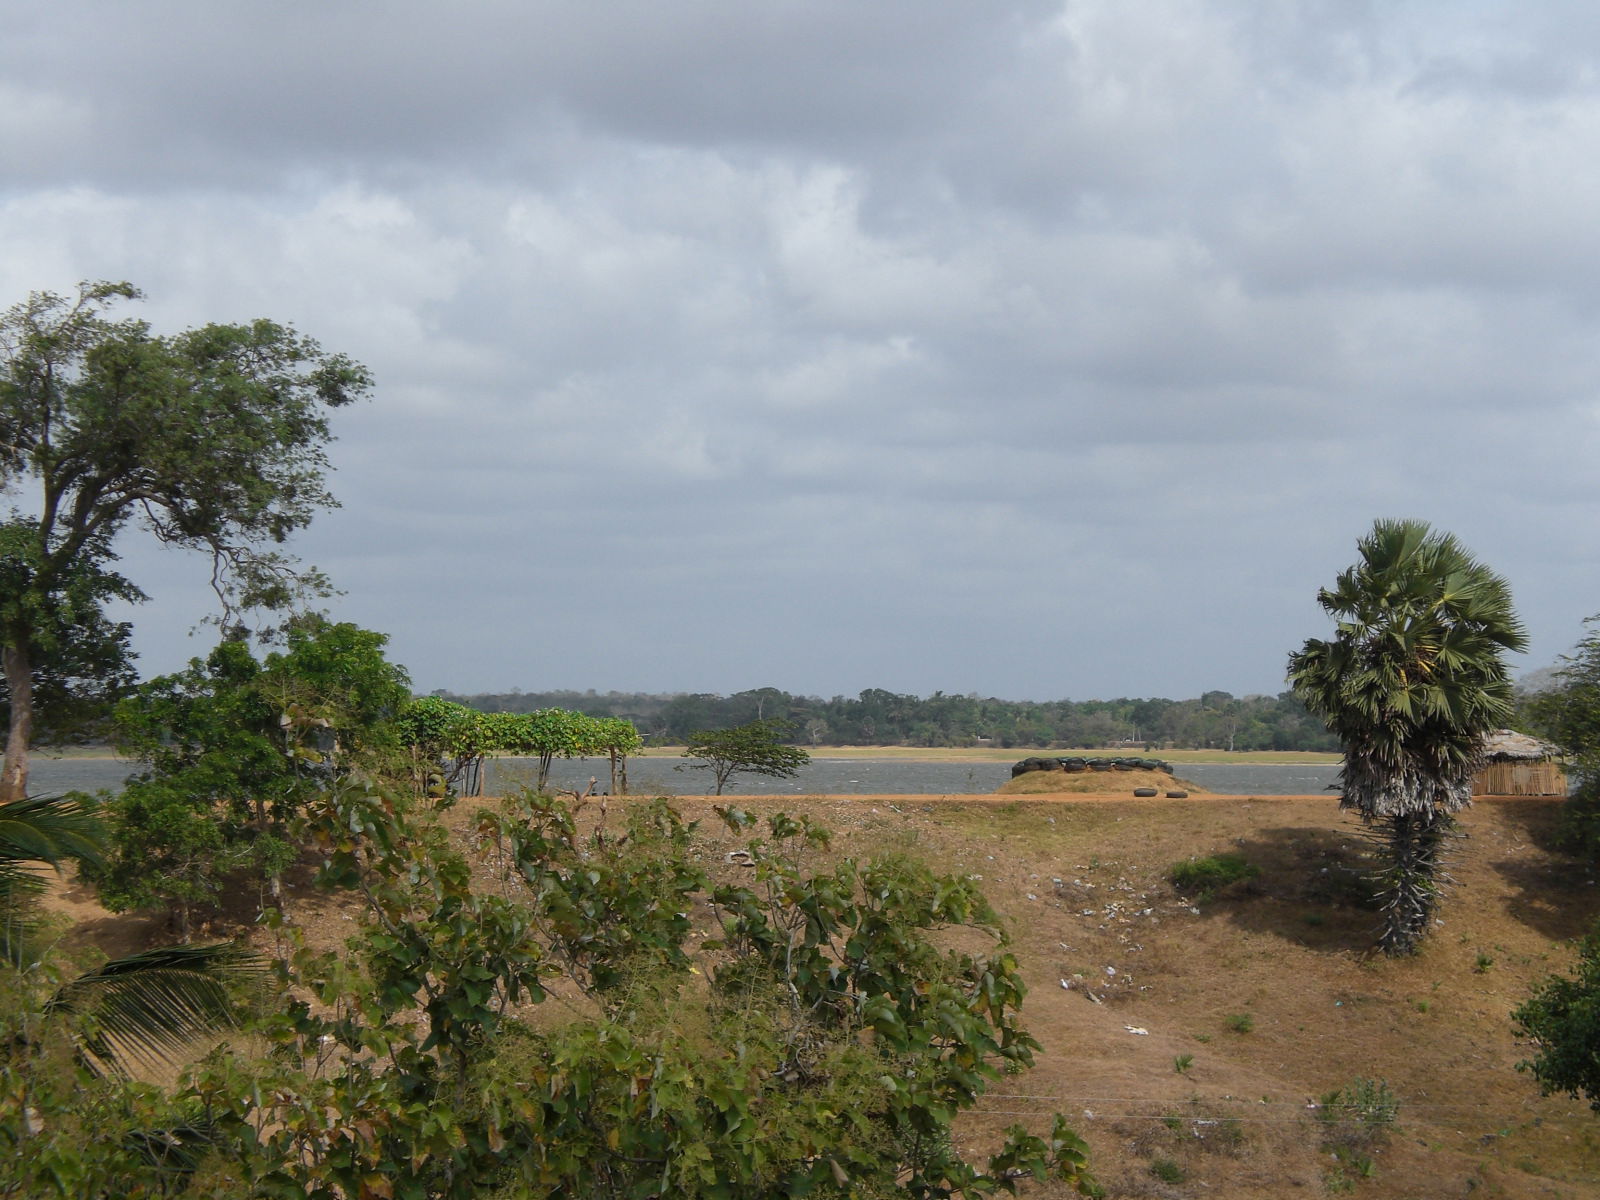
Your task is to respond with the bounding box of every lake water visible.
[497,757,1346,797]
[27,755,1345,798]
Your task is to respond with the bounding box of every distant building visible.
[1472,730,1566,796]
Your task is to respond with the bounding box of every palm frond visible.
[45,942,268,1075]
[0,860,50,967]
[1289,518,1523,820]
[0,792,106,869]
[0,792,107,967]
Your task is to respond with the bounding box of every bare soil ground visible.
[47,791,1600,1198]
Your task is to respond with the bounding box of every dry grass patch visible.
[997,768,1204,795]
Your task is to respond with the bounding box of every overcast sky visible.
[5,1,1599,701]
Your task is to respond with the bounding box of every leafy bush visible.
[1149,1157,1184,1183]
[168,787,1102,1198]
[1317,1077,1399,1147]
[1169,852,1259,901]
[95,621,412,933]
[1513,921,1600,1112]
[1527,615,1600,859]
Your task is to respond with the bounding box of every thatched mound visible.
[996,768,1206,795]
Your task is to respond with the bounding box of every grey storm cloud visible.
[3,1,1600,700]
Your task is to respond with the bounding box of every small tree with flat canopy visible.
[0,281,369,802]
[681,719,809,795]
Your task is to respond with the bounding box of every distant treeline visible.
[426,686,1341,752]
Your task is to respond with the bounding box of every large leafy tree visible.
[1289,519,1526,954]
[0,280,370,801]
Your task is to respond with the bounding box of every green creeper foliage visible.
[394,695,478,795]
[592,716,643,794]
[392,702,634,798]
[1289,519,1525,954]
[1514,921,1600,1112]
[682,719,811,795]
[518,707,597,791]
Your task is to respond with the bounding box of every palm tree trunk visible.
[2,642,34,804]
[1376,811,1452,955]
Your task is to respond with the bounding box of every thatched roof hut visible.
[1472,730,1566,796]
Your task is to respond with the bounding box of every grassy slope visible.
[57,792,1600,1197]
[618,794,1599,1197]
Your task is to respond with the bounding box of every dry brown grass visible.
[51,792,1600,1197]
[997,768,1205,795]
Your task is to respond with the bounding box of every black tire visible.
[1133,787,1158,797]
[1166,790,1188,799]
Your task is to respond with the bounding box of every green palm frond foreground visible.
[0,791,107,867]
[1,792,265,1076]
[45,942,268,1076]
[0,792,107,968]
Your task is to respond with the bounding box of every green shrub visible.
[1149,1157,1185,1183]
[176,788,1103,1198]
[1169,852,1260,901]
[1224,1012,1254,1034]
[1514,920,1600,1112]
[1318,1077,1399,1147]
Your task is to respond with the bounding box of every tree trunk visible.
[1,641,34,803]
[1376,810,1452,956]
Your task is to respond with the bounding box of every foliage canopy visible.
[0,280,369,801]
[1514,921,1600,1112]
[96,620,411,932]
[45,787,1097,1197]
[1527,616,1600,857]
[682,719,811,795]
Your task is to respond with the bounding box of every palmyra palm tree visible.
[1289,519,1526,954]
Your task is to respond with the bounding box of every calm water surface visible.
[28,755,1344,798]
[491,757,1344,797]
